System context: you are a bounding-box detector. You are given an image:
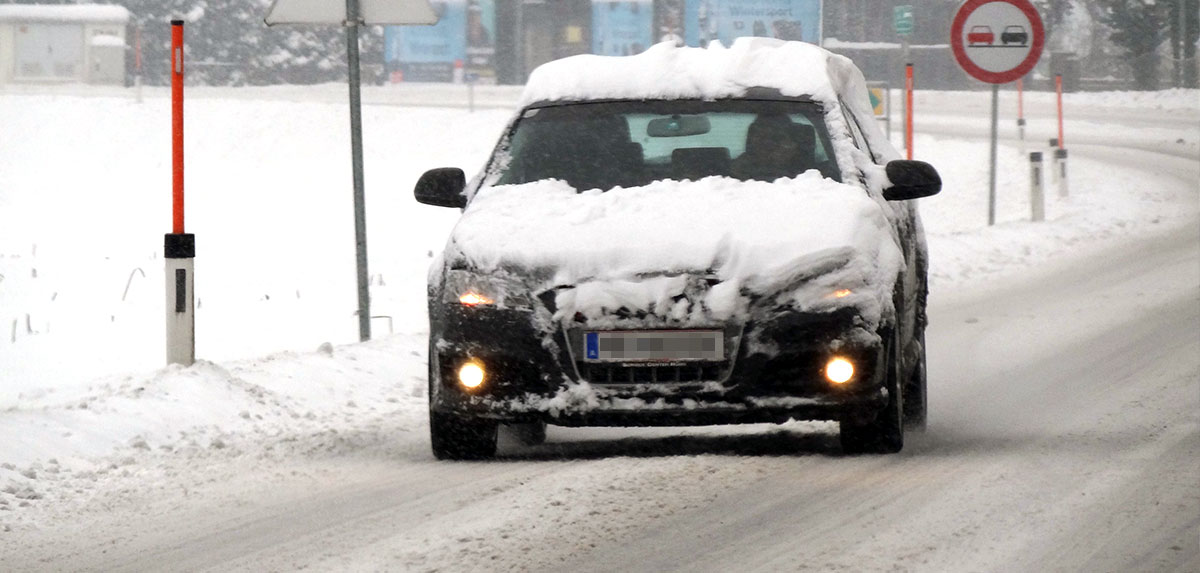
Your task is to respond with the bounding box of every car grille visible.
[577,361,730,384]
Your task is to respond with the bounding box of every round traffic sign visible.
[951,0,1044,84]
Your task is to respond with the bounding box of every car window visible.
[840,101,868,152]
[495,99,841,191]
[840,99,883,165]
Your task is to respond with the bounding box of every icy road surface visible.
[4,223,1196,572]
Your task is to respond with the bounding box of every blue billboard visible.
[592,1,655,57]
[684,0,822,48]
[386,1,497,83]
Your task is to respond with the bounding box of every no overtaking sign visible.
[951,0,1044,84]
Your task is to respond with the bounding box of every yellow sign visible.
[868,87,886,116]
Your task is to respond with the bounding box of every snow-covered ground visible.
[0,83,1196,569]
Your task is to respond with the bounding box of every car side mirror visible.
[883,160,941,201]
[414,168,467,208]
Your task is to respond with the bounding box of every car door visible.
[839,101,921,344]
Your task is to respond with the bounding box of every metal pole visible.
[988,83,999,227]
[1055,74,1064,147]
[135,25,143,103]
[172,22,184,235]
[905,63,914,160]
[345,0,371,342]
[1180,0,1187,88]
[1016,77,1025,142]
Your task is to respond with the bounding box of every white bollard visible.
[1049,138,1060,184]
[1029,151,1044,222]
[165,234,195,366]
[1017,118,1027,156]
[1055,148,1069,198]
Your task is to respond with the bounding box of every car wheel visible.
[840,326,904,455]
[428,338,498,460]
[903,328,928,431]
[430,410,498,460]
[507,421,548,446]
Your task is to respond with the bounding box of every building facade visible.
[0,4,129,86]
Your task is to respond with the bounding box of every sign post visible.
[265,0,438,342]
[951,0,1044,226]
[895,5,913,152]
[166,20,195,366]
[905,63,914,160]
[1016,77,1025,143]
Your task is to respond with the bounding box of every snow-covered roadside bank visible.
[0,89,1197,543]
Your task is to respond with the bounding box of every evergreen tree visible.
[1093,0,1169,90]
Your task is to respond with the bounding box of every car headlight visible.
[443,270,534,309]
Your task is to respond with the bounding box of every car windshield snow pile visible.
[496,99,841,191]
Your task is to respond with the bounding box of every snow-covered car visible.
[414,38,941,459]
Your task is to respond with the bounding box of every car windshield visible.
[495,99,841,191]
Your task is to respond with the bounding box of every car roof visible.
[518,38,864,109]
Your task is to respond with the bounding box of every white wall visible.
[0,24,14,84]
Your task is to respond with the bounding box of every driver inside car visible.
[731,113,815,181]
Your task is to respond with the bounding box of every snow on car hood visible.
[445,171,904,325]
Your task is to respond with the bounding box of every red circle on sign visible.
[951,0,1044,84]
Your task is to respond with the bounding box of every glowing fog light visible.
[458,361,486,389]
[458,292,494,306]
[825,357,855,384]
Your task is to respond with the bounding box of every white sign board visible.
[264,0,437,25]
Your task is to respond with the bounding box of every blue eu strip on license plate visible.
[585,332,600,360]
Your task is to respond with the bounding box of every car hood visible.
[448,171,902,292]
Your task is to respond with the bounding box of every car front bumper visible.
[429,304,889,426]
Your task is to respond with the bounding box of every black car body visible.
[415,39,941,459]
[1001,26,1029,46]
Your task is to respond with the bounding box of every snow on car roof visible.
[519,37,860,107]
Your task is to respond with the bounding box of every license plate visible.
[583,330,723,362]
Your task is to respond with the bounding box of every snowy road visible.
[1,86,1197,571]
[6,217,1196,572]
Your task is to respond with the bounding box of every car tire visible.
[428,338,499,460]
[840,326,904,455]
[903,328,928,431]
[430,411,498,460]
[507,421,548,446]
